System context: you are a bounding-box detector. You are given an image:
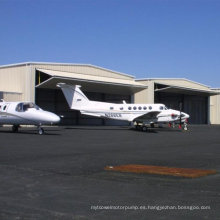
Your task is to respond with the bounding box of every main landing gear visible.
[183,121,188,131]
[135,123,148,132]
[11,125,45,134]
[168,120,188,131]
[12,125,19,133]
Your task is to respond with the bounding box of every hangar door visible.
[35,88,131,125]
[155,92,208,124]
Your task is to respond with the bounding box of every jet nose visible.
[44,112,60,124]
[51,113,61,124]
[180,112,190,120]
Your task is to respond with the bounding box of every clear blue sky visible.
[0,0,220,87]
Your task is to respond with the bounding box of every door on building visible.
[155,92,208,124]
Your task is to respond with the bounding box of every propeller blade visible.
[179,102,182,129]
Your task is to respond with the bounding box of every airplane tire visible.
[135,125,141,131]
[38,127,44,135]
[184,126,188,131]
[150,123,155,128]
[12,125,19,133]
[142,126,148,132]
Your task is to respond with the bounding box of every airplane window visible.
[128,107,131,110]
[149,106,152,110]
[143,106,147,110]
[16,102,40,112]
[16,103,23,112]
[160,106,164,110]
[110,107,114,110]
[120,107,123,110]
[138,106,142,110]
[133,106,137,110]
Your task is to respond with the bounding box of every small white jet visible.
[0,100,60,134]
[57,83,189,131]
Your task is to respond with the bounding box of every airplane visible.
[0,100,60,134]
[57,83,190,131]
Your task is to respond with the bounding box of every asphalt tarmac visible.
[0,125,220,220]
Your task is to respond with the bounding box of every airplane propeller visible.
[179,102,183,129]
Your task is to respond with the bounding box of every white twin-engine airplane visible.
[57,83,190,131]
[0,100,60,134]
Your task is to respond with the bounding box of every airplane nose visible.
[51,114,61,123]
[185,113,190,119]
[44,112,60,124]
[181,112,190,119]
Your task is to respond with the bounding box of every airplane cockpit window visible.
[164,106,168,110]
[160,106,164,110]
[16,102,40,112]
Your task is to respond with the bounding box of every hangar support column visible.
[134,81,154,104]
[210,91,220,124]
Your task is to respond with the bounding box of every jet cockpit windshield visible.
[16,102,40,112]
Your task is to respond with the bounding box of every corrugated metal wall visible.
[0,64,35,102]
[3,92,22,102]
[0,66,26,94]
[155,92,208,124]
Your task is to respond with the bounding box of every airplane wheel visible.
[184,125,188,131]
[142,126,148,132]
[38,127,44,135]
[135,125,141,131]
[12,125,19,133]
[150,123,155,128]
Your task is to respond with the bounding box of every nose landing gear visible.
[38,126,44,135]
[183,121,188,131]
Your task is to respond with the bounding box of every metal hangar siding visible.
[0,62,219,125]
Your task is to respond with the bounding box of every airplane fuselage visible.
[0,101,60,126]
[77,101,187,123]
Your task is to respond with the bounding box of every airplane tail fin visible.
[56,83,89,109]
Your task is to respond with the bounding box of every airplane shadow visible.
[64,126,169,133]
[0,129,61,136]
[64,126,130,131]
[65,126,184,133]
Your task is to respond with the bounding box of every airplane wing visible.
[132,111,161,122]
